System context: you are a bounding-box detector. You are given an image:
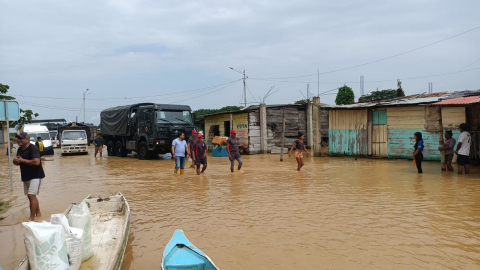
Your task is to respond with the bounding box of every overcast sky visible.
[1,0,479,125]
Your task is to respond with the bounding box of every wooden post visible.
[230,113,233,131]
[367,109,373,156]
[437,106,445,165]
[313,97,322,157]
[306,102,313,150]
[280,110,285,161]
[260,103,268,154]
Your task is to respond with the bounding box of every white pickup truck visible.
[61,130,88,155]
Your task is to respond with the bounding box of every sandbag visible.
[22,221,69,270]
[211,136,227,146]
[51,214,84,270]
[68,201,93,262]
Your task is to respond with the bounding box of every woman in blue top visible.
[412,132,424,174]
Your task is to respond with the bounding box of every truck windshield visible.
[156,110,192,124]
[63,131,87,140]
[49,131,57,139]
[30,132,51,141]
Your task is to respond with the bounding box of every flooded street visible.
[1,144,480,270]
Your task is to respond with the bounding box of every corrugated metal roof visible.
[328,92,450,109]
[432,95,480,105]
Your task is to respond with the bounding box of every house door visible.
[372,110,387,156]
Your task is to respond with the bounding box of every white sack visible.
[22,221,70,270]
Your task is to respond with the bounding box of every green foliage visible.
[0,84,15,100]
[295,99,312,104]
[0,201,10,220]
[361,89,398,101]
[0,83,39,128]
[193,106,243,125]
[361,86,405,102]
[335,85,355,105]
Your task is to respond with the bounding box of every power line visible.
[246,85,259,103]
[171,80,241,104]
[250,24,480,80]
[11,79,242,101]
[18,101,102,112]
[94,79,243,101]
[248,67,480,84]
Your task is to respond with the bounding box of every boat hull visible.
[162,229,219,270]
[16,192,130,270]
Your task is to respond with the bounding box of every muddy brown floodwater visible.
[1,144,480,270]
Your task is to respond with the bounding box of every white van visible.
[61,130,88,155]
[49,130,59,148]
[20,124,54,155]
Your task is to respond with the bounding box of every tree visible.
[396,79,405,97]
[193,106,243,126]
[0,83,39,129]
[335,85,355,105]
[0,84,15,100]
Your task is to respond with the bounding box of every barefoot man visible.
[13,132,45,221]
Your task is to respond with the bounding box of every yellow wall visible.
[441,107,466,129]
[329,109,368,130]
[387,107,425,129]
[204,113,249,146]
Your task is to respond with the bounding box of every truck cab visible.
[61,130,88,155]
[101,103,195,160]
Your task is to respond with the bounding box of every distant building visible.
[327,91,480,162]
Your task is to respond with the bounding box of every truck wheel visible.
[107,141,116,156]
[116,141,127,157]
[138,142,149,160]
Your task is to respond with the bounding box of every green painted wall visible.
[387,129,461,161]
[329,129,368,156]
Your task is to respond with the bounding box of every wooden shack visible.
[203,104,329,154]
[328,93,454,160]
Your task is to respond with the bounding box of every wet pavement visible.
[1,144,480,270]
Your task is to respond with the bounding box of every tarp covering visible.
[100,105,132,136]
[211,136,227,146]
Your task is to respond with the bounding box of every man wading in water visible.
[13,132,45,221]
[227,130,243,173]
[188,130,198,169]
[289,132,310,171]
[192,133,207,175]
[172,133,190,175]
[455,123,471,175]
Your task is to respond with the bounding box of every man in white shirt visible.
[455,123,471,175]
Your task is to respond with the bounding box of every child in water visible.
[289,133,311,171]
[412,132,424,174]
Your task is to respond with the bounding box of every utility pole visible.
[83,88,90,124]
[317,69,320,96]
[243,70,247,108]
[230,67,247,108]
[360,76,364,96]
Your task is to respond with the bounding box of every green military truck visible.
[100,103,195,159]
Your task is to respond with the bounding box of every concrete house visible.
[328,91,480,162]
[203,102,329,154]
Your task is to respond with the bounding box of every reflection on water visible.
[1,145,480,270]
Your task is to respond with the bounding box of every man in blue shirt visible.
[171,133,190,175]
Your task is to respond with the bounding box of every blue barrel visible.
[212,145,229,157]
